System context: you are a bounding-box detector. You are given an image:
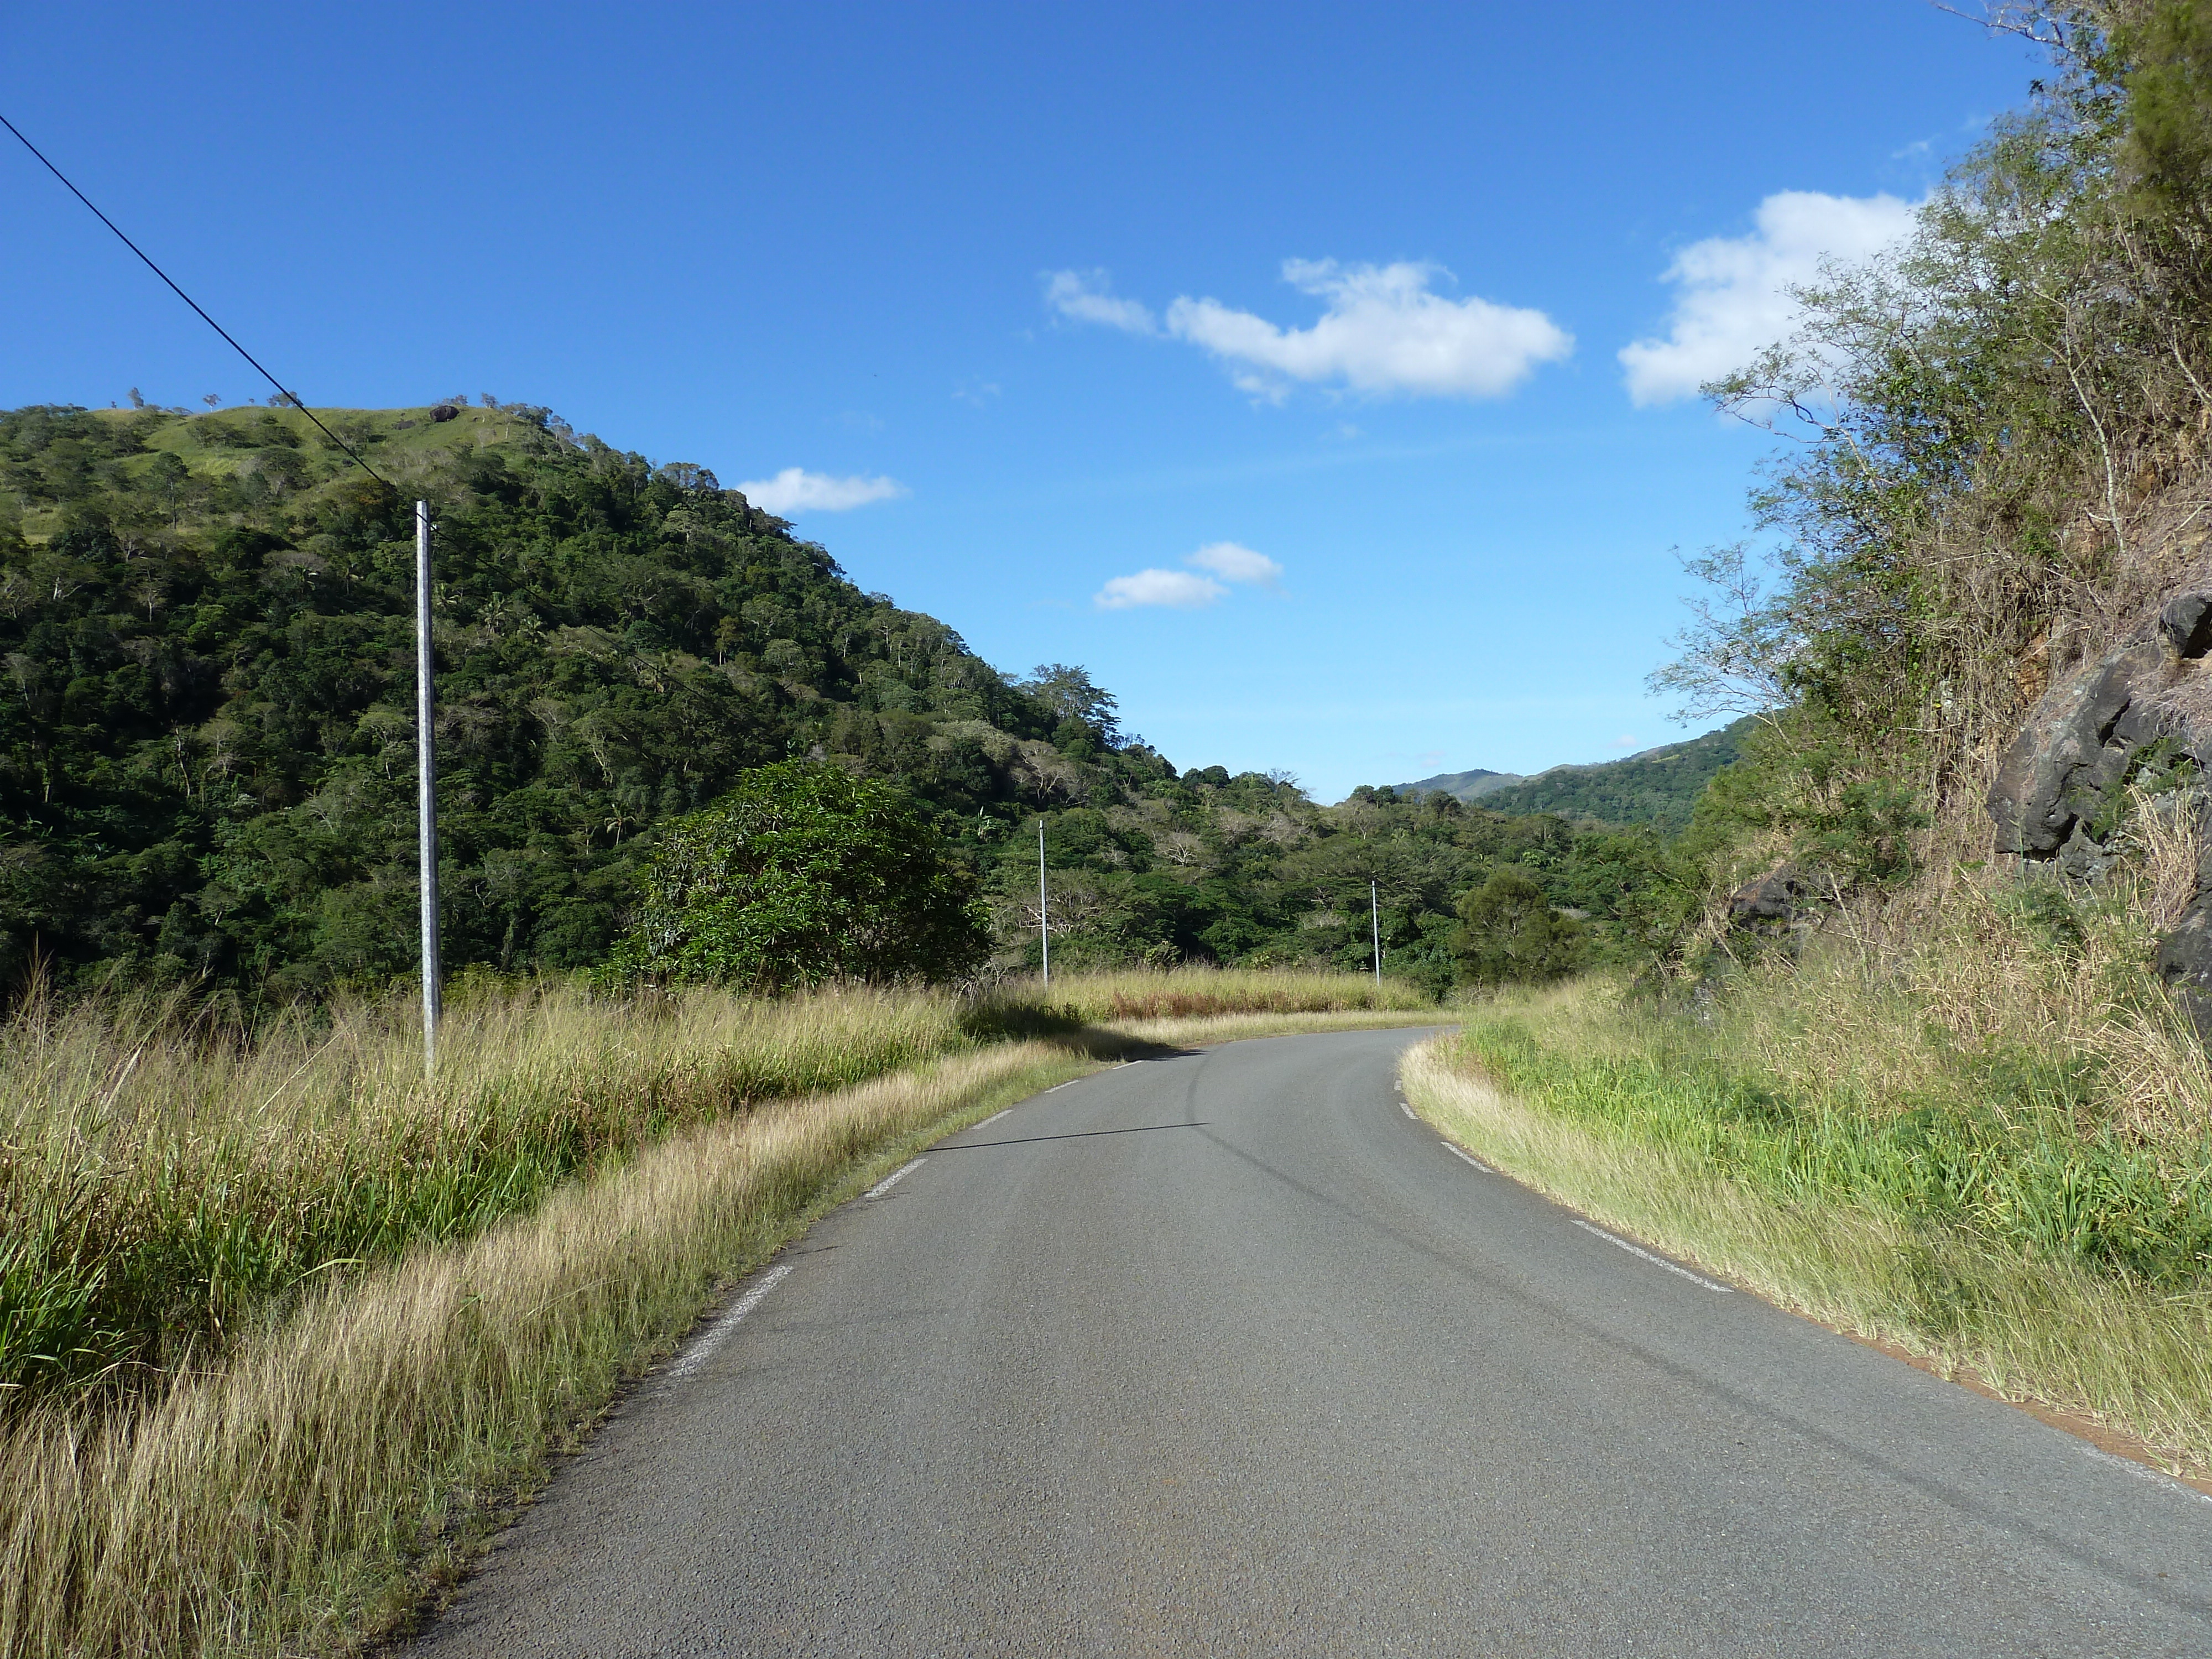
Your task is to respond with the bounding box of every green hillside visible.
[1391,765,1520,800]
[1398,718,1754,831]
[0,398,1685,1002]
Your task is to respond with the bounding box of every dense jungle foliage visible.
[0,399,1686,1004]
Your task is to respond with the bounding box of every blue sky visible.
[2,3,2042,799]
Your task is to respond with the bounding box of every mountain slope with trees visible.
[1397,718,1755,830]
[0,398,1672,1003]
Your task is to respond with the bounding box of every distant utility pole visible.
[417,501,442,1073]
[1371,879,1382,988]
[1039,820,1050,987]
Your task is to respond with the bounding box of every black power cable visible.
[1,109,395,488]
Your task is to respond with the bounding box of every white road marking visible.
[1569,1218,1733,1293]
[670,1262,792,1379]
[1046,1079,1077,1093]
[1400,1101,1417,1120]
[973,1107,1014,1129]
[865,1157,926,1198]
[2079,1444,2212,1506]
[1441,1142,1493,1172]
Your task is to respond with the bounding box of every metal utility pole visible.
[1039,820,1050,987]
[416,501,442,1073]
[1371,879,1382,988]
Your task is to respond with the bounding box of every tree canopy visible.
[0,399,1689,1005]
[604,760,989,989]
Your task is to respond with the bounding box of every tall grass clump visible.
[1408,863,2212,1469]
[1036,964,1432,1024]
[0,979,975,1400]
[0,1042,1077,1657]
[0,966,1436,1655]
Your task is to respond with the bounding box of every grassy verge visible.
[0,970,1433,1656]
[1405,963,2212,1478]
[0,969,1430,1404]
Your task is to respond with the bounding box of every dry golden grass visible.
[0,971,1438,1657]
[0,1043,1073,1656]
[0,980,983,1398]
[1679,860,2212,1141]
[1029,964,1432,1024]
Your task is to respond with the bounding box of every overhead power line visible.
[1,109,393,487]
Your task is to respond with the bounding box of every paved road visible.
[415,1027,2212,1656]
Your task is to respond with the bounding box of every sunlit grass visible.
[0,966,1434,1656]
[1404,872,2212,1475]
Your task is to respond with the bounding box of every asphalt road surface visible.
[414,1027,2212,1657]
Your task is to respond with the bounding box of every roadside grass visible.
[0,969,1435,1657]
[1404,873,2212,1475]
[0,968,1433,1406]
[0,979,977,1401]
[0,1042,1077,1657]
[1035,967,1432,1024]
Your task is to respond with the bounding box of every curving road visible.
[414,1027,2212,1656]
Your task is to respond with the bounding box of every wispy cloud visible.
[1095,568,1227,610]
[735,467,907,513]
[1619,190,1919,406]
[1047,260,1571,401]
[1095,541,1285,610]
[1187,541,1283,587]
[1044,269,1157,334]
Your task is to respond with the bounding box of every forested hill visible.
[0,400,1159,995]
[0,398,1684,1003]
[1396,718,1754,831]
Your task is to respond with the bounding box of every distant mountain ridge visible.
[1391,765,1523,800]
[1389,717,1756,831]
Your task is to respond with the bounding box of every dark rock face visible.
[2162,591,2212,661]
[431,404,461,422]
[1988,641,2173,855]
[1987,593,2212,1039]
[2157,898,2212,1040]
[1728,863,1823,937]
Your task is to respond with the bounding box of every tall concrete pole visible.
[1039,820,1050,987]
[1371,879,1382,989]
[417,500,441,1073]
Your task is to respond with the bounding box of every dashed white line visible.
[1400,1100,1417,1120]
[1441,1141,1494,1173]
[670,1261,792,1379]
[2079,1444,2212,1506]
[865,1157,926,1198]
[973,1107,1014,1129]
[1046,1079,1078,1093]
[1569,1218,1733,1293]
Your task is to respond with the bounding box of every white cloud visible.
[1609,733,1641,750]
[1619,190,1921,406]
[1095,568,1228,610]
[1165,259,1571,400]
[735,467,907,514]
[1095,541,1285,611]
[1187,541,1282,587]
[1047,259,1571,400]
[1044,269,1157,334]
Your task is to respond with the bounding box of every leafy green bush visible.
[606,761,991,989]
[1452,867,1587,986]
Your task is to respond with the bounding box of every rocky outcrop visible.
[1988,589,2212,1034]
[1729,863,1823,932]
[2157,899,2212,1036]
[1726,862,1828,954]
[1987,639,2177,855]
[2163,591,2212,660]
